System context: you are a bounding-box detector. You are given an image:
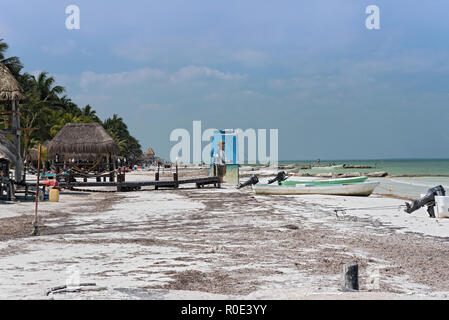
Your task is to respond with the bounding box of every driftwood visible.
[46,283,98,296]
[294,171,389,178]
[343,164,374,169]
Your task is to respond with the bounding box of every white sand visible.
[0,171,448,299]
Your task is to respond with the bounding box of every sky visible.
[1,0,449,161]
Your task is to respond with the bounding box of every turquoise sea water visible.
[280,159,449,176]
[279,159,449,198]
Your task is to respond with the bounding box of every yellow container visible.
[49,188,59,202]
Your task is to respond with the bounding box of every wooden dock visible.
[57,176,221,192]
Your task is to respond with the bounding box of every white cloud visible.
[170,65,244,82]
[80,68,166,89]
[79,65,244,89]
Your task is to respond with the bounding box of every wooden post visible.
[173,161,179,189]
[32,144,42,236]
[108,153,114,182]
[155,164,160,190]
[173,172,178,188]
[342,263,359,291]
[111,156,117,182]
[6,181,11,201]
[11,100,23,183]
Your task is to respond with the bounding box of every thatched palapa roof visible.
[145,146,155,157]
[0,134,18,163]
[26,140,49,162]
[47,123,120,156]
[0,63,26,102]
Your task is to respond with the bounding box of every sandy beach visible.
[0,167,448,300]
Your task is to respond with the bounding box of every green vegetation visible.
[0,38,142,159]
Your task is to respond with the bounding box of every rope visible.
[67,167,118,178]
[71,155,106,173]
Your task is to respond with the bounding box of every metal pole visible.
[32,144,42,236]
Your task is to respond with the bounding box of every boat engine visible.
[237,174,259,189]
[268,171,287,185]
[405,185,446,218]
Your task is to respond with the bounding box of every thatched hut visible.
[26,140,49,162]
[145,147,155,157]
[0,63,26,102]
[0,62,26,183]
[47,123,120,181]
[0,134,18,164]
[48,122,119,157]
[136,146,157,166]
[0,134,19,199]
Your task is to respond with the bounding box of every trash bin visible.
[435,196,449,218]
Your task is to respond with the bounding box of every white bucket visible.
[435,196,449,218]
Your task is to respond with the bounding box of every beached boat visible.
[252,182,379,196]
[280,176,368,186]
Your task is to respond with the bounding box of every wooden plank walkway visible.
[56,176,221,191]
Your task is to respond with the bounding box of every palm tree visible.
[81,105,100,122]
[2,38,143,160]
[103,114,142,157]
[0,38,23,77]
[32,72,65,103]
[55,95,81,114]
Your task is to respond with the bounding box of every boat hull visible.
[252,182,379,196]
[281,176,368,186]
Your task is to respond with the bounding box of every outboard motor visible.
[405,185,445,218]
[268,171,287,185]
[237,174,259,189]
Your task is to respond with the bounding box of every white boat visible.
[252,182,379,196]
[281,176,368,186]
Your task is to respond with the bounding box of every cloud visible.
[80,68,166,89]
[79,65,244,89]
[40,39,93,57]
[169,66,244,82]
